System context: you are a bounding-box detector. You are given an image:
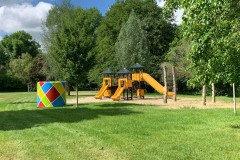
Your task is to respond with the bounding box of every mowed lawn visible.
[0,92,240,159]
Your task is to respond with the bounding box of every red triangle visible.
[46,86,60,102]
[39,81,46,86]
[38,101,45,108]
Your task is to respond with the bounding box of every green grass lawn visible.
[0,92,240,159]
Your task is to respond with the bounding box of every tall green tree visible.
[0,31,40,60]
[0,45,7,72]
[164,0,240,109]
[89,0,177,85]
[165,38,192,83]
[164,0,240,86]
[43,4,101,107]
[8,53,33,91]
[41,53,64,81]
[0,31,40,91]
[30,54,47,83]
[115,10,149,69]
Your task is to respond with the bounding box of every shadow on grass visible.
[230,124,240,129]
[0,103,141,131]
[10,101,36,104]
[96,103,145,108]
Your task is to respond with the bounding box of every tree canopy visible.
[164,0,240,86]
[165,38,191,82]
[88,0,177,85]
[43,3,101,85]
[115,10,149,69]
[0,31,43,91]
[8,53,33,85]
[0,31,40,60]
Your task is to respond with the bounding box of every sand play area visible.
[67,92,234,109]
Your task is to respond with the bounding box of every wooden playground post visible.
[163,66,167,103]
[172,66,176,101]
[202,85,206,106]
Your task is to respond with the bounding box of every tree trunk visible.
[202,85,206,106]
[76,83,78,108]
[212,83,216,103]
[172,66,176,101]
[68,88,71,96]
[233,83,237,115]
[163,66,167,103]
[66,81,71,96]
[27,83,30,92]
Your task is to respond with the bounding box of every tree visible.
[165,37,200,94]
[31,54,47,83]
[164,1,240,109]
[0,31,41,91]
[41,53,65,81]
[165,38,192,83]
[88,0,177,85]
[115,10,149,69]
[165,0,240,84]
[0,45,7,73]
[43,4,101,107]
[8,53,33,91]
[0,31,40,60]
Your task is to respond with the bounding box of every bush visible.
[0,74,26,91]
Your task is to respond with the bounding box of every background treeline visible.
[0,0,236,96]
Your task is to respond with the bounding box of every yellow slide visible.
[111,86,125,101]
[142,73,173,96]
[95,84,109,99]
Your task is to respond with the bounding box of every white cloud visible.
[156,0,183,25]
[156,0,165,7]
[0,35,2,41]
[174,9,184,25]
[0,2,53,43]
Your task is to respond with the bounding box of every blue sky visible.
[70,0,115,15]
[30,0,116,15]
[0,0,182,45]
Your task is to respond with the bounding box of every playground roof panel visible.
[117,68,132,74]
[102,68,115,74]
[130,63,144,69]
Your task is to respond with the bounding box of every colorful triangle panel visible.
[46,86,60,102]
[53,82,65,94]
[38,101,45,108]
[37,81,66,108]
[52,96,65,107]
[42,82,53,94]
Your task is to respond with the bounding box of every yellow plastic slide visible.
[111,86,125,101]
[95,84,109,99]
[142,73,173,96]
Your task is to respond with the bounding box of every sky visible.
[0,0,183,45]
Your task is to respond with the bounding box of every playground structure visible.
[95,63,173,101]
[94,69,117,99]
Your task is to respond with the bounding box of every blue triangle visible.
[61,81,66,89]
[52,96,66,107]
[37,95,40,107]
[41,82,53,94]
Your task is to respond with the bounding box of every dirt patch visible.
[68,97,112,104]
[67,96,233,109]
